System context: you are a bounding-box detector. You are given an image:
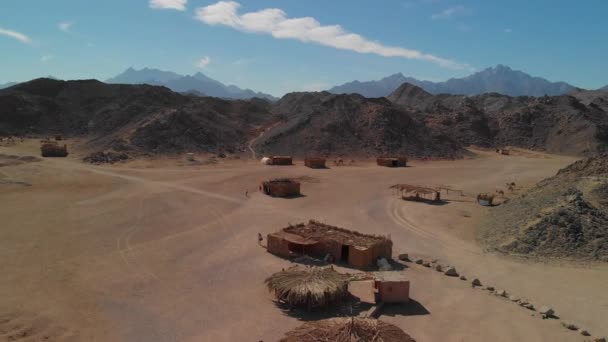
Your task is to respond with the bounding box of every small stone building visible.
[377,156,407,167]
[271,156,293,165]
[267,220,393,269]
[348,272,410,304]
[260,178,301,197]
[304,157,326,169]
[40,143,68,157]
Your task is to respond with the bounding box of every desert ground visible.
[1,140,607,341]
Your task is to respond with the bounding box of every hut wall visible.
[40,143,68,157]
[304,158,326,169]
[371,240,393,261]
[348,246,374,268]
[266,234,291,257]
[309,240,342,261]
[376,280,410,303]
[264,182,300,197]
[271,156,293,165]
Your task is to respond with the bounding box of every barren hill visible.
[253,91,465,158]
[0,78,272,154]
[478,154,608,261]
[388,83,608,155]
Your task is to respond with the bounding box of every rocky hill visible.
[329,65,577,98]
[478,155,608,261]
[0,78,272,155]
[388,83,608,155]
[253,91,465,158]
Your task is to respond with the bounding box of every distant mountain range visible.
[600,85,608,91]
[106,67,277,101]
[329,65,578,97]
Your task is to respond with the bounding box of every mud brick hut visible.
[260,178,301,197]
[267,220,393,269]
[349,272,410,304]
[271,156,293,165]
[40,143,68,157]
[304,157,326,169]
[376,156,407,167]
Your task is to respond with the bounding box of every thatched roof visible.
[265,266,348,309]
[282,220,391,248]
[279,317,416,342]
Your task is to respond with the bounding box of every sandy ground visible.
[0,140,606,342]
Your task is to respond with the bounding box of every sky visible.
[1,0,607,96]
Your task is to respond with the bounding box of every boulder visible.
[539,306,555,318]
[485,286,495,291]
[522,303,535,310]
[415,258,424,264]
[459,275,467,280]
[579,330,591,337]
[444,267,459,277]
[471,278,482,287]
[422,261,431,267]
[398,253,410,261]
[591,337,606,342]
[561,321,579,330]
[509,295,520,302]
[495,289,507,297]
[434,264,443,272]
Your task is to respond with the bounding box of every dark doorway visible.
[341,245,349,263]
[391,160,398,167]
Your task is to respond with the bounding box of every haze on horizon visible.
[1,0,607,96]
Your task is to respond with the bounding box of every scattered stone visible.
[561,321,579,331]
[415,258,424,265]
[495,289,507,297]
[434,264,443,272]
[509,295,520,302]
[422,261,431,267]
[485,286,495,291]
[398,253,409,261]
[83,151,129,164]
[459,275,467,280]
[444,266,458,277]
[522,303,535,311]
[591,337,606,342]
[580,330,591,337]
[538,306,555,318]
[471,278,482,287]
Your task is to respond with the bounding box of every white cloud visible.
[40,55,53,63]
[431,5,471,20]
[58,21,72,32]
[504,28,513,33]
[196,56,211,68]
[195,1,470,70]
[0,27,31,44]
[149,0,187,11]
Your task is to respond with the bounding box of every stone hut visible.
[267,220,393,269]
[304,157,326,169]
[376,156,407,167]
[260,178,301,197]
[271,156,293,165]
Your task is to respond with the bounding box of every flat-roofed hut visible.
[260,178,301,197]
[271,156,293,165]
[304,157,326,169]
[377,156,407,167]
[264,266,348,311]
[267,220,392,269]
[279,318,416,342]
[40,143,68,157]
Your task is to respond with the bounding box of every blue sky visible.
[1,0,607,96]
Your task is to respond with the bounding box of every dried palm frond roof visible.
[265,266,348,308]
[279,317,416,342]
[282,220,390,248]
[390,184,438,195]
